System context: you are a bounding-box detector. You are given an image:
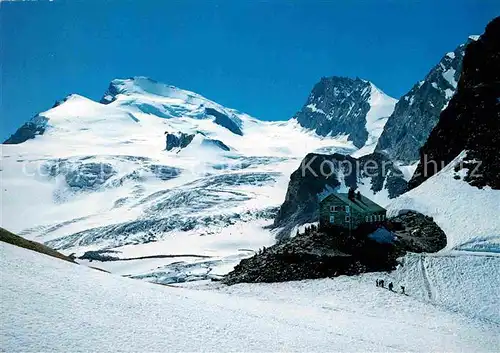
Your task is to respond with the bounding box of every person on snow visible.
[388,282,394,291]
[379,280,384,288]
[401,286,405,294]
[376,279,379,287]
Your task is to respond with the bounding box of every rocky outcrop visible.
[387,211,447,253]
[100,81,121,104]
[224,211,446,285]
[375,39,474,163]
[357,152,409,198]
[3,115,48,144]
[205,107,243,136]
[165,132,195,151]
[165,131,231,152]
[223,225,396,285]
[409,17,500,190]
[0,227,76,263]
[293,77,373,148]
[273,152,407,240]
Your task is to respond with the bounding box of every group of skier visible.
[376,279,405,294]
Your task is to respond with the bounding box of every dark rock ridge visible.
[3,115,48,144]
[293,77,372,148]
[223,212,446,285]
[3,92,91,144]
[273,152,407,240]
[205,107,243,136]
[409,17,500,190]
[165,131,230,152]
[388,211,447,253]
[3,94,78,144]
[375,39,473,162]
[0,227,76,263]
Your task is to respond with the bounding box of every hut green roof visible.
[320,193,386,213]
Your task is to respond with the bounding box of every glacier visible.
[2,76,367,283]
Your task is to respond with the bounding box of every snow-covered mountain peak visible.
[99,76,244,135]
[101,76,211,106]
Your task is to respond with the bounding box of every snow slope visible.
[351,83,397,157]
[387,152,500,252]
[2,242,499,352]
[385,151,500,323]
[392,251,500,323]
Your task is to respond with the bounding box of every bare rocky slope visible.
[0,227,75,263]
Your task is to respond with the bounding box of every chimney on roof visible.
[356,191,362,200]
[348,187,355,200]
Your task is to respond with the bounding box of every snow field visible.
[2,242,499,352]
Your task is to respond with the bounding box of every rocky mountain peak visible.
[293,76,395,150]
[409,16,500,190]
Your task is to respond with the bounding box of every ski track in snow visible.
[385,152,500,322]
[419,255,434,301]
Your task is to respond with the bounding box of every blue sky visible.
[1,0,497,140]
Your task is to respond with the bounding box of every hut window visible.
[345,206,350,213]
[345,216,350,222]
[329,215,335,223]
